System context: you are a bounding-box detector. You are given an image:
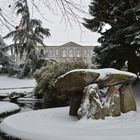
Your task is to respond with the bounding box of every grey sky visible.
[0,0,101,45]
[44,0,101,45]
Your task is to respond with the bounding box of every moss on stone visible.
[97,74,136,88]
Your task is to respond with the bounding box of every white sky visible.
[0,0,101,45]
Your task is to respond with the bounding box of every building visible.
[40,42,96,65]
[16,42,96,65]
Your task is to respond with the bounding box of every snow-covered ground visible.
[0,75,36,89]
[0,75,36,96]
[0,102,20,115]
[0,74,140,140]
[0,87,140,140]
[0,107,140,140]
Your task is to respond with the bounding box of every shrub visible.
[34,61,88,107]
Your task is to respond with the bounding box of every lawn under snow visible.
[1,107,140,140]
[0,72,139,140]
[0,75,36,95]
[1,91,140,140]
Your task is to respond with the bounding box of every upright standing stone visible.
[69,92,83,116]
[105,86,121,117]
[78,84,105,119]
[54,70,99,116]
[119,84,136,113]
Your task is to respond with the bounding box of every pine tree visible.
[84,0,140,73]
[0,35,18,75]
[4,0,50,58]
[3,0,51,78]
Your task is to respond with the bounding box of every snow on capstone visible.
[55,68,137,84]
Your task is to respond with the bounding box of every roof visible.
[45,41,98,48]
[60,41,82,47]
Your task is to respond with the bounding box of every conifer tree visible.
[84,0,140,73]
[4,0,50,58]
[3,0,50,78]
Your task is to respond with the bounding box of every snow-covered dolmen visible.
[54,68,137,119]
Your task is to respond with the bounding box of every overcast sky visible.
[0,0,101,45]
[44,0,101,45]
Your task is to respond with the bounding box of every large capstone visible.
[55,68,137,90]
[96,68,137,88]
[54,70,99,91]
[119,84,136,113]
[54,68,137,119]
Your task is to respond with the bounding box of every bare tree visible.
[30,0,86,25]
[0,0,87,30]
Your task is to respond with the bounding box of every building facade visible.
[41,42,96,65]
[16,42,96,65]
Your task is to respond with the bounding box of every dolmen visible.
[54,68,137,120]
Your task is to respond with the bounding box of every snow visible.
[0,75,36,95]
[96,68,137,80]
[0,72,139,140]
[55,68,137,84]
[0,102,20,115]
[1,107,140,140]
[0,88,33,95]
[84,84,103,107]
[0,75,36,89]
[17,97,38,101]
[1,90,140,140]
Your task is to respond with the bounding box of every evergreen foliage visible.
[84,0,140,73]
[0,50,18,75]
[34,61,88,107]
[4,0,50,58]
[3,0,50,78]
[0,35,18,75]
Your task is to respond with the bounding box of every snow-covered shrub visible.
[34,61,88,107]
[0,50,19,75]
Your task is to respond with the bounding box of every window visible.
[49,49,53,56]
[76,49,80,57]
[89,49,93,56]
[62,49,67,57]
[69,49,74,57]
[84,59,87,63]
[55,49,59,56]
[83,49,87,56]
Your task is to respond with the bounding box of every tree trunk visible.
[127,49,140,74]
